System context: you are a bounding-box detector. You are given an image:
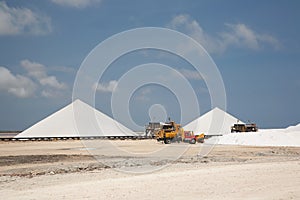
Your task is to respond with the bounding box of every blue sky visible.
[0,0,299,130]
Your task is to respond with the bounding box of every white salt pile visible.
[16,99,136,138]
[285,123,300,132]
[184,107,243,135]
[206,123,300,147]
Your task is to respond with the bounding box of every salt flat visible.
[0,140,299,199]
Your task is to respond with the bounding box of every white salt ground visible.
[206,123,300,147]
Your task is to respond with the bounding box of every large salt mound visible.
[16,99,136,138]
[206,128,300,147]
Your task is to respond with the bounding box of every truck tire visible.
[190,138,196,144]
[197,138,204,143]
[177,136,182,143]
[164,138,171,144]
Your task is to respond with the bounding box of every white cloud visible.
[178,69,203,80]
[134,88,152,101]
[94,80,118,93]
[21,60,67,90]
[168,14,280,53]
[0,60,69,99]
[221,23,281,50]
[223,23,259,49]
[0,2,52,35]
[39,76,67,89]
[0,66,37,98]
[51,0,102,8]
[168,14,220,53]
[41,89,67,98]
[41,90,53,98]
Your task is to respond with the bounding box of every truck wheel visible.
[190,139,196,144]
[177,137,182,143]
[197,138,204,143]
[164,138,171,144]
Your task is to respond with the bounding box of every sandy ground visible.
[0,139,299,199]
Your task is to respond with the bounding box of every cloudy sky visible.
[0,0,299,130]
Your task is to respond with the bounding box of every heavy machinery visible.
[231,123,258,133]
[145,122,161,138]
[195,133,205,143]
[155,121,182,144]
[155,120,201,144]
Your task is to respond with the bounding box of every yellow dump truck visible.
[155,121,203,144]
[155,121,183,144]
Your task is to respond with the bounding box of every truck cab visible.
[182,131,196,144]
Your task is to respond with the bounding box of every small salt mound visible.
[206,128,300,147]
[285,123,300,132]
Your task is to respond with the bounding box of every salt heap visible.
[206,124,300,147]
[285,123,300,132]
[184,107,243,135]
[15,99,136,138]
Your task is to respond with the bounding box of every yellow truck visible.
[155,121,204,144]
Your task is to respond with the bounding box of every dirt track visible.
[0,140,299,199]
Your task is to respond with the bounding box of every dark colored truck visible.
[231,123,258,133]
